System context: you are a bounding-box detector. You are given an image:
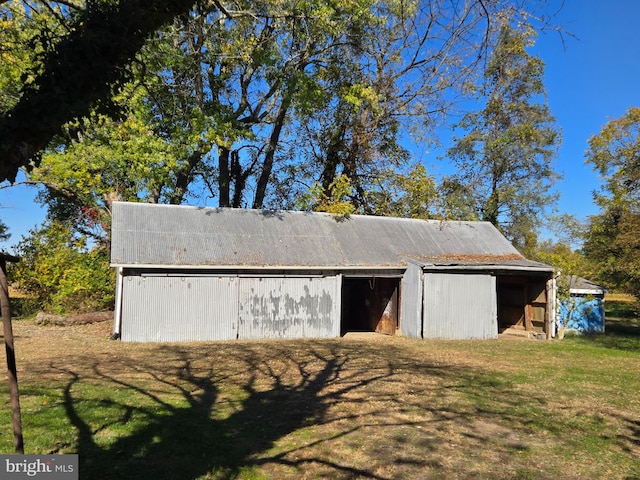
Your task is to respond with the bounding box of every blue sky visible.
[534,0,640,222]
[1,0,639,251]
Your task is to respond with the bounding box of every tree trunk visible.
[171,149,204,204]
[218,146,231,207]
[253,99,290,209]
[319,126,346,191]
[1,255,24,453]
[231,150,251,208]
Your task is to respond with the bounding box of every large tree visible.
[445,22,561,250]
[2,1,565,234]
[291,0,502,213]
[11,1,564,203]
[583,106,640,297]
[0,0,567,314]
[27,0,380,220]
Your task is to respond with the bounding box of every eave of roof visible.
[560,275,608,294]
[405,257,553,273]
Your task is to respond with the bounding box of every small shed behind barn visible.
[557,276,606,334]
[110,202,555,342]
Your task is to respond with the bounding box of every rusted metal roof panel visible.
[111,202,541,270]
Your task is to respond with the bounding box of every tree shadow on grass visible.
[56,342,403,479]
[570,316,640,352]
[605,317,640,337]
[566,300,640,351]
[48,339,612,479]
[612,413,640,455]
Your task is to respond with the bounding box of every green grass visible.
[568,299,640,352]
[1,315,639,479]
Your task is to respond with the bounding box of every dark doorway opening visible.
[341,277,400,335]
[497,276,548,335]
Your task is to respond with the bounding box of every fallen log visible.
[35,311,114,326]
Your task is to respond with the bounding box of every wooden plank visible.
[373,280,398,336]
[524,304,533,331]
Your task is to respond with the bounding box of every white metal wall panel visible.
[238,276,340,340]
[400,264,423,338]
[121,275,239,342]
[423,273,498,339]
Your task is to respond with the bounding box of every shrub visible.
[9,221,115,314]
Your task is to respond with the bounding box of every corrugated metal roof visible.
[110,202,551,271]
[559,275,607,294]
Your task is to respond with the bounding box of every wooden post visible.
[0,253,24,454]
[545,280,552,340]
[524,304,533,332]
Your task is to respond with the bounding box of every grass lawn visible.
[1,301,639,479]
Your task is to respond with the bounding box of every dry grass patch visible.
[606,293,636,303]
[0,319,639,479]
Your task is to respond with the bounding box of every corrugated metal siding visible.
[121,275,239,342]
[400,264,423,338]
[238,276,340,339]
[423,273,497,339]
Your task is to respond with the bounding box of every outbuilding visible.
[557,275,606,335]
[110,202,555,342]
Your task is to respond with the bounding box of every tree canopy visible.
[0,0,199,183]
[445,23,561,249]
[4,1,561,232]
[583,107,640,297]
[0,0,576,311]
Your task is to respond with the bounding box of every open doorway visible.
[341,277,400,335]
[497,275,548,336]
